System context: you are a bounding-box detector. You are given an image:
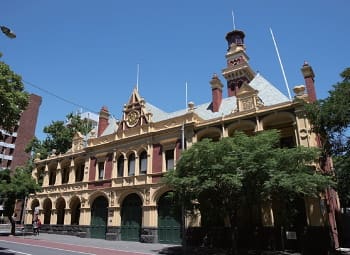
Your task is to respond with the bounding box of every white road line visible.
[8,250,32,255]
[0,240,96,255]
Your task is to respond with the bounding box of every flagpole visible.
[269,28,292,100]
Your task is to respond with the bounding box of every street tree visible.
[304,67,350,207]
[164,130,333,249]
[0,165,41,235]
[0,53,29,132]
[26,113,93,159]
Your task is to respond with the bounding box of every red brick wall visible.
[104,153,113,179]
[89,157,97,181]
[152,144,162,174]
[11,94,42,170]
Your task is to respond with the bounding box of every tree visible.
[0,53,29,132]
[26,113,93,159]
[0,165,41,235]
[304,68,350,207]
[164,130,333,250]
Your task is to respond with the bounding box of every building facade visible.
[0,93,42,170]
[27,30,339,249]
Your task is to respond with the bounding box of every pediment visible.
[236,82,258,97]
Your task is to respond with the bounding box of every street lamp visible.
[1,26,16,39]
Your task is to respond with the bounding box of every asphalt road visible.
[0,234,174,255]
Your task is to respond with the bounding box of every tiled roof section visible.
[145,73,289,122]
[250,73,290,105]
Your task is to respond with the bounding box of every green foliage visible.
[0,167,41,217]
[164,130,333,228]
[26,113,93,159]
[304,67,350,207]
[0,55,29,132]
[304,67,350,156]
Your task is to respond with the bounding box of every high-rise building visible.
[0,94,42,170]
[27,29,339,253]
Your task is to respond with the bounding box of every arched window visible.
[128,153,135,176]
[117,155,124,177]
[49,169,56,186]
[139,151,147,174]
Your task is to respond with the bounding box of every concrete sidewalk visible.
[15,233,178,255]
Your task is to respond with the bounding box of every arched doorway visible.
[90,196,108,239]
[121,193,142,241]
[157,191,181,244]
[30,199,40,222]
[56,197,66,225]
[70,197,81,225]
[43,198,52,225]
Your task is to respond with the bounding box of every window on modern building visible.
[75,163,84,182]
[98,161,105,180]
[62,167,69,184]
[117,155,124,177]
[6,160,11,168]
[139,151,147,174]
[165,149,174,171]
[128,153,135,176]
[9,148,14,155]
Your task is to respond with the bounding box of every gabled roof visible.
[97,73,290,136]
[145,73,289,122]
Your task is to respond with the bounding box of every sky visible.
[1,1,349,140]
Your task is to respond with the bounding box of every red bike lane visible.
[0,235,152,255]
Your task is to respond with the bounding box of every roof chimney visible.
[210,74,223,112]
[301,61,317,102]
[98,106,109,137]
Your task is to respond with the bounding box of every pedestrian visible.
[37,218,41,235]
[10,212,17,236]
[33,217,39,236]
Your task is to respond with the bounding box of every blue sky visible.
[1,1,349,140]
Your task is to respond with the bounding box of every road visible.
[0,235,168,255]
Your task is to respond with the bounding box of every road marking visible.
[8,250,32,255]
[0,240,96,255]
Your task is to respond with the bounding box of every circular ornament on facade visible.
[126,110,140,127]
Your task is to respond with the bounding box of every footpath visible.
[8,232,350,255]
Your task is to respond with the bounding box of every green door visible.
[158,192,181,244]
[91,196,108,239]
[121,194,142,241]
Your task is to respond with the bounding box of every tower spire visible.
[222,29,255,97]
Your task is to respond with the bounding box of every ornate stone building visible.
[27,29,339,249]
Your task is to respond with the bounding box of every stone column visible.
[51,209,57,225]
[55,161,62,185]
[42,164,49,187]
[68,159,75,184]
[64,208,71,225]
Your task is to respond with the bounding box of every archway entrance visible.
[121,194,142,241]
[56,197,66,225]
[43,198,52,225]
[90,196,108,239]
[70,197,81,225]
[157,191,181,244]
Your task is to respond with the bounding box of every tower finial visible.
[231,10,236,30]
[136,63,140,92]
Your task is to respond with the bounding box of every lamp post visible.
[1,25,16,39]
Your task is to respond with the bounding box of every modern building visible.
[0,93,42,170]
[27,29,339,251]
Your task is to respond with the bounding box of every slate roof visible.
[100,73,290,136]
[146,73,290,122]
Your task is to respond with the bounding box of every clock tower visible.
[222,30,255,97]
[118,88,152,132]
